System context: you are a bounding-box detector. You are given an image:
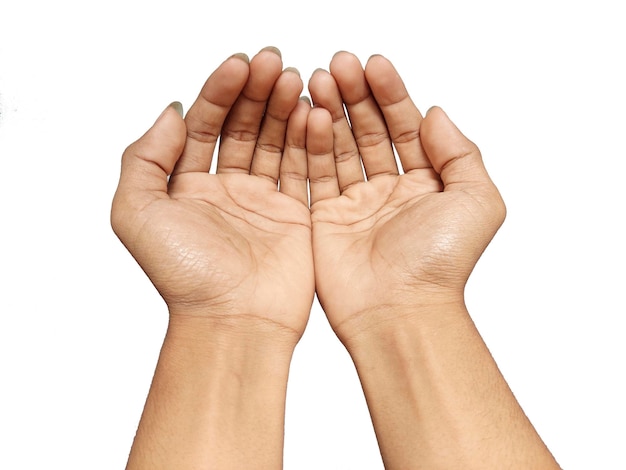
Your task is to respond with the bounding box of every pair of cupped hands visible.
[111,47,506,350]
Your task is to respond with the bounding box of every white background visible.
[1,0,624,468]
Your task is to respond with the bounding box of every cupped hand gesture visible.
[111,49,314,340]
[306,53,506,342]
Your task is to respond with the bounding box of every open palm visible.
[112,50,314,338]
[307,53,505,341]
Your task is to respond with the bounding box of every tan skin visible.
[112,48,314,341]
[307,52,506,343]
[112,48,314,469]
[112,47,559,468]
[307,52,560,469]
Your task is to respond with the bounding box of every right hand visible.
[111,48,314,342]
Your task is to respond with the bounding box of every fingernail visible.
[229,52,250,63]
[169,101,183,117]
[260,46,282,58]
[426,105,439,115]
[299,96,311,105]
[284,66,300,76]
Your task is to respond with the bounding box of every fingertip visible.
[425,105,440,116]
[220,53,251,83]
[259,45,282,58]
[252,46,283,68]
[286,97,312,146]
[127,103,187,175]
[169,101,183,117]
[306,107,333,155]
[422,106,449,132]
[331,50,357,63]
[228,52,250,63]
[290,96,312,123]
[307,105,333,130]
[364,53,392,71]
[156,102,187,140]
[329,51,362,76]
[421,106,462,145]
[365,53,387,66]
[283,66,300,77]
[309,68,329,88]
[421,106,486,182]
[278,67,304,94]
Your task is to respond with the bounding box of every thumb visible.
[111,102,185,239]
[117,102,186,196]
[421,106,493,191]
[421,106,506,225]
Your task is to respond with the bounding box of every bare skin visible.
[307,52,506,337]
[111,46,560,469]
[111,47,313,469]
[307,52,560,469]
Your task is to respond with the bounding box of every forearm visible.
[344,302,560,470]
[126,314,296,470]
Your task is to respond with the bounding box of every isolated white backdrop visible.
[1,0,624,468]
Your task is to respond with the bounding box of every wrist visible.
[167,305,303,353]
[331,295,468,353]
[165,311,300,364]
[161,314,295,418]
[127,312,295,469]
[340,300,559,469]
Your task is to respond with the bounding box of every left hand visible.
[306,52,506,343]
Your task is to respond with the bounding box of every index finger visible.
[171,53,250,176]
